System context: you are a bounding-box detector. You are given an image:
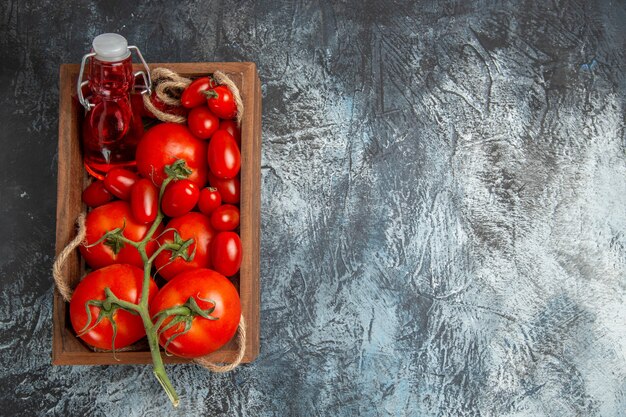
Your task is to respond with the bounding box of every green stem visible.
[140,310,179,407]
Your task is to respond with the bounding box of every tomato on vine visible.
[149,269,241,358]
[154,212,215,281]
[80,200,163,269]
[70,264,158,351]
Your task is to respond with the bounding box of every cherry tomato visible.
[187,106,219,139]
[70,265,158,350]
[103,168,139,200]
[80,201,163,269]
[181,77,216,109]
[130,179,158,224]
[208,130,241,179]
[149,269,241,358]
[210,204,240,231]
[136,123,208,188]
[208,172,240,204]
[205,85,237,119]
[197,187,222,215]
[82,180,113,208]
[211,231,242,276]
[70,264,158,351]
[161,179,200,218]
[219,119,241,147]
[154,212,214,280]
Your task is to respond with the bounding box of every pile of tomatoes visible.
[71,77,244,359]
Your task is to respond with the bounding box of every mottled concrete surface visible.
[1,0,625,416]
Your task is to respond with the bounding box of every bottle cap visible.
[92,33,131,62]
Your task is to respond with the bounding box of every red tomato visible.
[154,212,214,280]
[197,187,222,215]
[181,77,216,109]
[130,179,158,224]
[70,264,158,350]
[211,231,242,276]
[188,106,219,140]
[208,130,241,179]
[208,172,240,204]
[80,201,163,269]
[205,85,237,119]
[161,179,200,218]
[210,204,240,231]
[149,269,241,358]
[103,168,139,200]
[136,123,207,188]
[219,119,241,147]
[82,180,113,208]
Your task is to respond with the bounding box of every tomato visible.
[219,119,241,147]
[154,212,214,280]
[181,77,216,109]
[103,168,139,200]
[136,123,207,188]
[197,187,222,215]
[205,85,237,119]
[161,179,200,218]
[208,172,240,204]
[82,180,113,208]
[210,204,240,231]
[70,264,158,350]
[208,130,241,179]
[211,232,242,276]
[80,201,163,269]
[149,269,241,358]
[130,179,158,224]
[187,106,219,140]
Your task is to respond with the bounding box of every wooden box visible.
[53,63,261,365]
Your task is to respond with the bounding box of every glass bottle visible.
[77,33,151,179]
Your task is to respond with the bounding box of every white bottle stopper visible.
[92,33,131,62]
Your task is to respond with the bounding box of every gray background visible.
[1,0,625,416]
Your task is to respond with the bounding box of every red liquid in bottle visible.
[82,53,144,179]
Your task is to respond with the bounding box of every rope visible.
[51,213,87,302]
[194,314,246,372]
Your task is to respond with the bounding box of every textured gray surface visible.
[1,0,625,416]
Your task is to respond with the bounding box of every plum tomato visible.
[197,187,222,215]
[80,201,163,269]
[161,179,200,218]
[219,119,240,148]
[149,268,241,358]
[82,180,113,208]
[154,212,214,280]
[205,85,237,119]
[130,179,158,224]
[208,130,240,179]
[208,172,240,204]
[70,264,158,351]
[211,231,242,276]
[181,77,216,109]
[135,123,208,188]
[210,204,240,231]
[103,168,139,200]
[188,106,219,140]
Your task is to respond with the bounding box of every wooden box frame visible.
[53,63,261,365]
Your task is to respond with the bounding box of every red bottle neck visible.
[88,56,134,98]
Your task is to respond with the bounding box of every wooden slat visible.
[53,62,261,365]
